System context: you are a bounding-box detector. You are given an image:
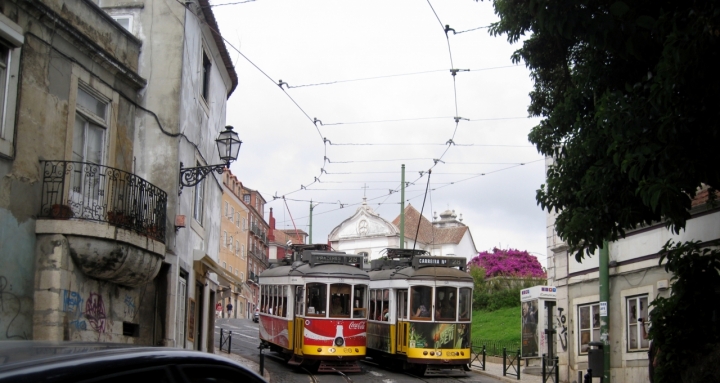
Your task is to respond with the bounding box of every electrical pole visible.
[400,164,405,249]
[599,240,610,383]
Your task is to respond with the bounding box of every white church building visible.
[328,199,478,265]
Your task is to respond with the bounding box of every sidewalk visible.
[213,348,272,382]
[471,360,543,383]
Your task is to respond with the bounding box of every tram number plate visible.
[343,347,353,353]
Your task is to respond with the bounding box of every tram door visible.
[293,285,304,355]
[396,289,408,354]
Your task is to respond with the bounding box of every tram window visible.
[380,289,389,321]
[459,288,472,320]
[261,285,267,314]
[280,286,287,317]
[397,290,408,320]
[295,286,304,317]
[352,286,367,318]
[306,283,326,316]
[411,286,432,320]
[436,287,457,320]
[369,289,378,321]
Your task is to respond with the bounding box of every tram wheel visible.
[463,363,472,371]
[414,364,428,376]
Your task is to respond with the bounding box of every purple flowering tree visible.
[468,248,546,278]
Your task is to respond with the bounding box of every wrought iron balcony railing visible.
[39,161,168,243]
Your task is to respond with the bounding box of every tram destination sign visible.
[412,256,466,269]
[309,252,362,267]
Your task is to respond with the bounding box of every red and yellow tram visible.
[366,248,473,375]
[258,244,369,372]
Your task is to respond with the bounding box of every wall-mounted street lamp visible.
[179,125,242,194]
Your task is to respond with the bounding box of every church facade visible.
[328,200,478,265]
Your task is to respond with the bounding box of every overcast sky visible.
[211,0,547,264]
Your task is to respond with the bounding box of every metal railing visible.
[471,339,521,356]
[542,353,559,383]
[470,344,486,370]
[219,328,232,353]
[502,348,521,380]
[39,160,167,243]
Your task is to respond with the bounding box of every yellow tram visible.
[366,248,473,375]
[258,244,369,372]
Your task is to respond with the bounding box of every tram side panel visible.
[259,314,292,350]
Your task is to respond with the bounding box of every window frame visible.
[620,285,654,361]
[0,17,22,159]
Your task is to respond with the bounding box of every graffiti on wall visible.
[556,307,568,351]
[85,293,106,333]
[123,295,136,319]
[62,290,87,331]
[0,276,27,339]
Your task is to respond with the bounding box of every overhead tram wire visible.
[277,64,518,89]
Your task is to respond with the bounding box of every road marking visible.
[382,380,395,383]
[369,371,384,376]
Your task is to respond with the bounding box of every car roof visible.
[0,341,265,383]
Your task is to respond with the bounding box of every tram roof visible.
[368,264,472,282]
[259,259,369,280]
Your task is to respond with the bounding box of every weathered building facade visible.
[218,168,249,319]
[0,0,238,352]
[544,156,720,381]
[241,186,268,316]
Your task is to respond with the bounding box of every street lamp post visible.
[179,126,242,194]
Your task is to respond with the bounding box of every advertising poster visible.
[521,299,539,357]
[408,322,470,349]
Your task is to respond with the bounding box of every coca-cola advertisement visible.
[303,319,366,347]
[259,315,290,348]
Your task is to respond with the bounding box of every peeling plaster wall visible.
[0,0,146,341]
[34,234,157,343]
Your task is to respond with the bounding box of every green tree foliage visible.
[487,0,720,260]
[650,241,720,383]
[470,265,545,311]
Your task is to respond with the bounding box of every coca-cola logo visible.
[348,321,365,330]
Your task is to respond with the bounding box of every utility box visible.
[588,341,604,377]
[520,286,556,358]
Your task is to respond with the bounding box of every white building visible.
[328,200,478,264]
[546,179,720,380]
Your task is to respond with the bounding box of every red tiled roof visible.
[392,205,467,245]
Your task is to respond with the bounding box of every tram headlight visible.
[429,351,435,356]
[437,351,442,356]
[334,337,344,347]
[355,348,359,353]
[460,351,465,356]
[423,351,428,356]
[317,348,322,352]
[329,348,336,353]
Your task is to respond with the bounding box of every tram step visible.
[317,361,362,373]
[287,356,303,366]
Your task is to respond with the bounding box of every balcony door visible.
[70,86,108,217]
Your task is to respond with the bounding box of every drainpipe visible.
[400,164,405,249]
[599,240,610,382]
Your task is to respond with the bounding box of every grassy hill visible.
[469,306,521,355]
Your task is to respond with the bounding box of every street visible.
[214,318,510,383]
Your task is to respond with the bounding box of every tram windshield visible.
[306,283,367,318]
[306,283,327,316]
[411,286,432,320]
[435,286,456,320]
